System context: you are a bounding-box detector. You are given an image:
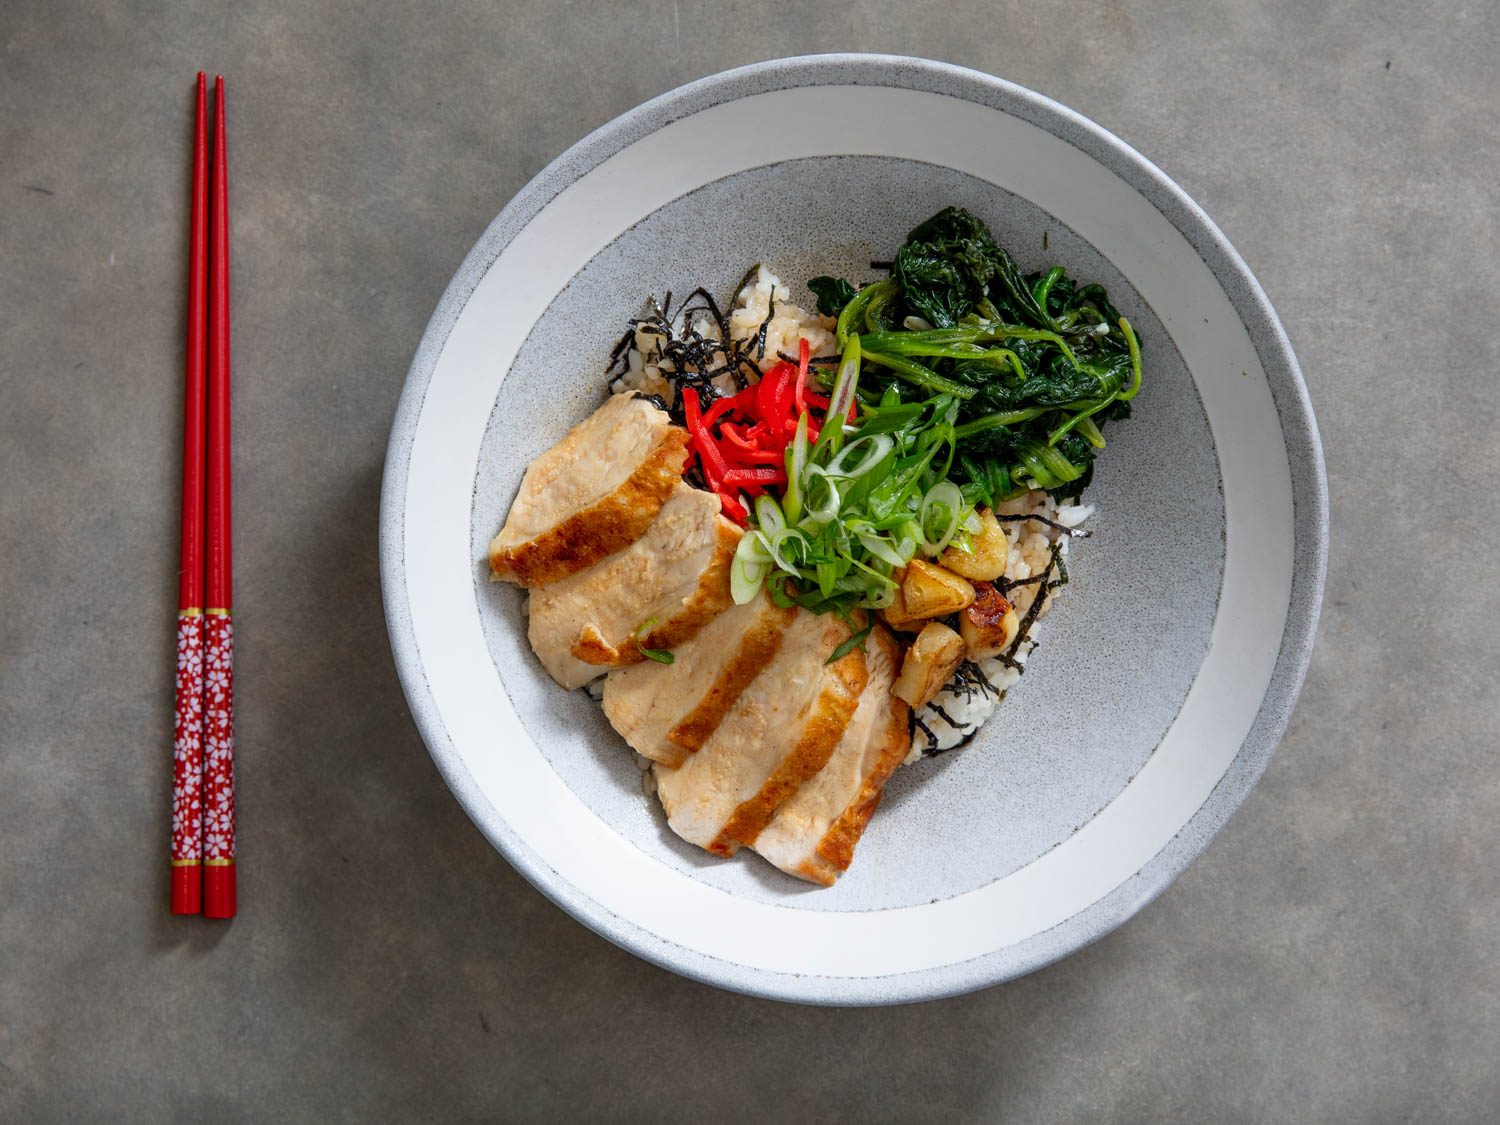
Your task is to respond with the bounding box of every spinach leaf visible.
[893,207,999,328]
[809,206,1142,505]
[891,206,1054,331]
[808,275,858,317]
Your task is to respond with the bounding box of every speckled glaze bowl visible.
[380,55,1327,1005]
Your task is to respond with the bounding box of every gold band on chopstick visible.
[205,607,232,616]
[204,858,235,867]
[179,607,203,617]
[171,859,202,867]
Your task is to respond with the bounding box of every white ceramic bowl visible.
[381,55,1327,1004]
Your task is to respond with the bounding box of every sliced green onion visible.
[740,529,773,565]
[801,468,841,525]
[856,530,907,568]
[782,413,809,524]
[730,535,770,604]
[825,622,873,664]
[766,575,797,608]
[825,434,894,479]
[755,494,786,534]
[766,526,811,575]
[815,559,837,599]
[817,335,862,463]
[918,480,966,556]
[633,618,675,664]
[851,403,925,434]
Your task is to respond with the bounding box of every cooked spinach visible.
[894,207,1050,330]
[808,275,858,317]
[808,207,1141,503]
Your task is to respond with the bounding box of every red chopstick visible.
[202,74,238,919]
[170,72,210,915]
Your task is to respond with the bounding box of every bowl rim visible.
[379,53,1328,1005]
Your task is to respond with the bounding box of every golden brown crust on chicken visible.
[664,602,798,761]
[653,610,865,852]
[811,685,911,878]
[752,626,911,885]
[490,427,690,587]
[568,516,741,667]
[528,486,735,689]
[601,593,792,768]
[708,644,867,856]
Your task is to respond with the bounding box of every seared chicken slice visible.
[654,611,867,857]
[601,591,797,768]
[489,392,690,587]
[753,627,911,885]
[527,485,740,689]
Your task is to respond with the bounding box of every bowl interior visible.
[469,156,1224,913]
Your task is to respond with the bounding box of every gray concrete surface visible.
[3,1,1497,1119]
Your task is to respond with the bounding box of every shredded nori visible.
[753,296,775,360]
[909,709,939,754]
[910,660,1012,757]
[605,281,777,423]
[995,572,1046,596]
[1051,548,1070,589]
[926,700,961,728]
[1002,544,1062,665]
[952,659,1000,699]
[992,512,1091,538]
[776,350,838,367]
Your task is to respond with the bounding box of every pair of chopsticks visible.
[171,72,236,918]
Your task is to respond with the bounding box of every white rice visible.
[727,265,838,366]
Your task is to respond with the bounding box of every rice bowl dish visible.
[486,207,1143,884]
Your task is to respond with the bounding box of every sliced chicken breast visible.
[601,591,797,768]
[490,392,690,587]
[753,626,912,885]
[654,611,867,857]
[527,485,740,689]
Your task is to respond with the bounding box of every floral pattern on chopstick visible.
[171,614,205,862]
[202,614,236,862]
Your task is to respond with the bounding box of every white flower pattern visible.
[171,613,236,864]
[172,615,205,859]
[201,615,236,861]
